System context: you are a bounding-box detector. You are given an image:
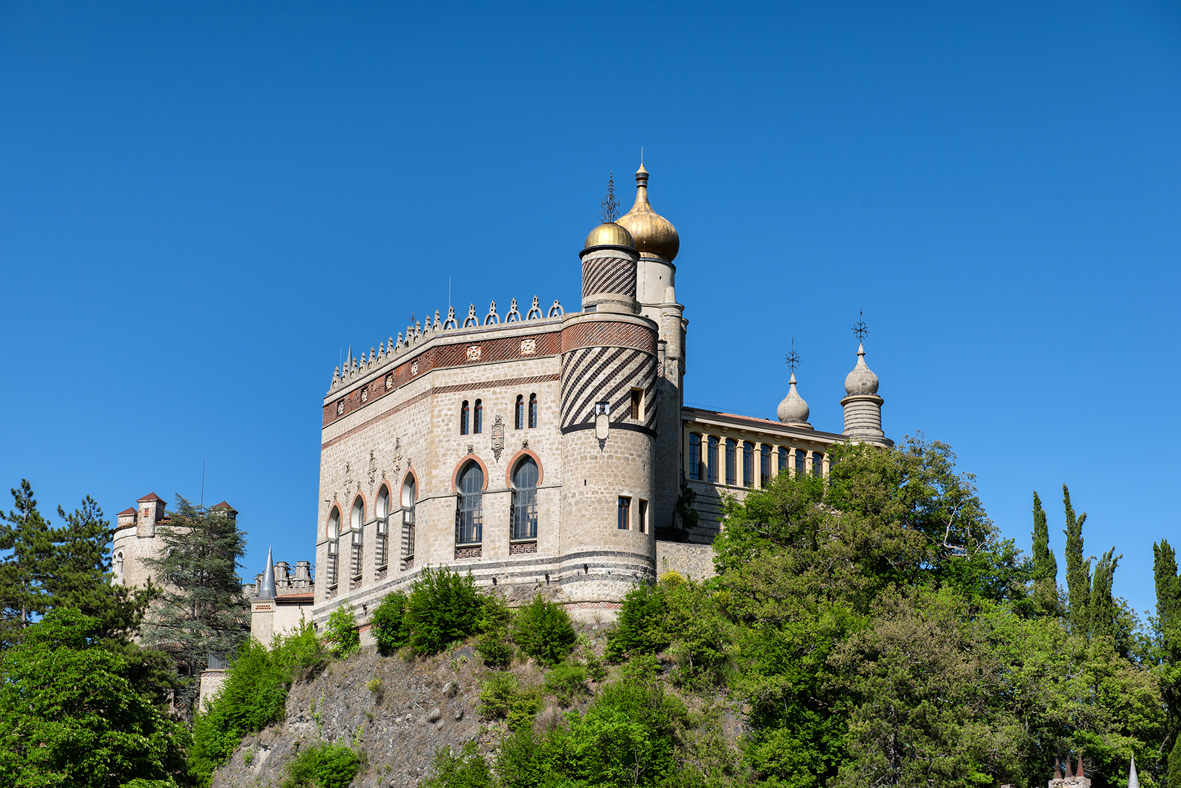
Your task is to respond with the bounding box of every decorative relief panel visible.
[520,338,536,355]
[466,346,482,362]
[491,415,505,462]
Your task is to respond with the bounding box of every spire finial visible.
[784,337,801,374]
[259,546,276,600]
[600,171,619,223]
[1129,754,1140,788]
[852,310,870,343]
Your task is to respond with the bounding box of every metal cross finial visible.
[408,311,416,327]
[784,337,800,373]
[852,310,870,343]
[600,171,619,223]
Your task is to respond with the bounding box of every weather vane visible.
[600,171,619,223]
[784,337,800,374]
[852,310,869,343]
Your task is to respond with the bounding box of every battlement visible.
[328,296,565,393]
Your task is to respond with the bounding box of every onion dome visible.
[844,342,880,396]
[777,373,811,427]
[616,164,680,262]
[584,221,634,251]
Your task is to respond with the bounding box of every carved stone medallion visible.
[491,415,505,461]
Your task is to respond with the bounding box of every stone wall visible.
[655,540,715,582]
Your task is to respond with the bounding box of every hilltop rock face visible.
[212,646,496,788]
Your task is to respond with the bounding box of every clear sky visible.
[2,1,1178,619]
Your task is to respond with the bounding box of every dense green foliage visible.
[511,594,577,666]
[479,672,544,731]
[370,589,410,654]
[324,602,360,658]
[189,621,327,785]
[404,565,487,654]
[283,741,365,788]
[424,742,494,788]
[0,609,191,787]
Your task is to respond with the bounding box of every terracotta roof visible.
[117,507,137,516]
[211,501,237,512]
[137,492,163,503]
[275,593,315,603]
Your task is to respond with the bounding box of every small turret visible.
[840,342,887,443]
[776,373,812,429]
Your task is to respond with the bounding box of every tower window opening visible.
[638,499,648,534]
[375,486,390,570]
[725,439,737,486]
[350,497,364,582]
[742,441,755,487]
[812,452,824,478]
[760,444,771,487]
[630,389,642,420]
[511,457,539,540]
[795,449,806,475]
[617,496,631,530]
[326,507,341,588]
[515,395,524,430]
[456,463,484,545]
[707,437,719,483]
[689,434,702,481]
[529,393,538,428]
[401,476,417,568]
[114,550,124,582]
[474,399,483,434]
[460,401,470,435]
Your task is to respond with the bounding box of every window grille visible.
[456,463,484,545]
[401,477,416,567]
[515,395,524,430]
[350,498,364,580]
[511,457,538,540]
[689,434,702,481]
[326,508,340,587]
[375,487,389,569]
[474,399,483,434]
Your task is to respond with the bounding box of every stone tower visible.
[559,220,658,605]
[841,342,887,443]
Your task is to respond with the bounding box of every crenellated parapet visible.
[328,295,565,392]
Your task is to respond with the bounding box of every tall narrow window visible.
[689,434,702,481]
[795,449,806,474]
[401,476,417,568]
[707,437,719,482]
[630,389,642,420]
[474,399,483,434]
[725,439,737,485]
[460,401,470,435]
[456,463,484,545]
[743,441,755,487]
[617,496,631,530]
[326,507,340,587]
[350,498,364,581]
[760,444,771,487]
[638,500,648,534]
[114,551,124,582]
[375,486,390,570]
[778,447,788,474]
[511,457,539,540]
[529,393,538,428]
[515,395,524,430]
[812,452,824,478]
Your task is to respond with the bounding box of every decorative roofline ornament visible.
[600,171,619,223]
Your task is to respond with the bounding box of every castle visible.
[310,163,891,628]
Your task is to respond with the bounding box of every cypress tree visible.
[1156,540,1181,658]
[1031,491,1058,613]
[1089,547,1121,645]
[1062,484,1091,634]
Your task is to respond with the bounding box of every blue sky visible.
[1,1,1178,618]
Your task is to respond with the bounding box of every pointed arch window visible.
[460,401,470,435]
[326,507,341,587]
[474,399,484,434]
[401,475,417,569]
[456,463,484,546]
[529,393,538,428]
[511,456,539,540]
[515,395,525,430]
[350,497,364,582]
[375,486,390,570]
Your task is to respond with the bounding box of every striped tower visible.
[559,221,658,614]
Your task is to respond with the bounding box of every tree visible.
[1031,491,1059,614]
[142,496,249,715]
[1089,547,1123,647]
[0,480,55,647]
[1063,484,1092,634]
[0,608,190,787]
[1155,540,1181,781]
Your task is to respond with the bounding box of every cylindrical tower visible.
[559,223,658,613]
[841,342,887,442]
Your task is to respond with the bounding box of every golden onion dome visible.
[616,163,679,262]
[584,221,634,250]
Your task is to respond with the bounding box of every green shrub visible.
[283,742,365,788]
[478,592,513,632]
[423,741,493,788]
[370,590,410,655]
[511,595,576,666]
[476,627,514,670]
[662,578,731,688]
[543,662,589,707]
[605,582,668,663]
[479,673,542,731]
[404,566,486,654]
[273,618,328,681]
[584,652,608,683]
[324,603,360,659]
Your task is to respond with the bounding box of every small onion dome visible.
[584,221,634,251]
[777,373,811,426]
[844,342,880,396]
[616,164,680,262]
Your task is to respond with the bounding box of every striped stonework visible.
[581,257,637,299]
[559,345,657,434]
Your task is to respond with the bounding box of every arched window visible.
[474,399,483,434]
[511,456,538,540]
[742,441,755,487]
[795,449,806,475]
[688,433,702,481]
[326,507,341,587]
[401,475,417,568]
[778,446,788,474]
[528,393,538,428]
[725,439,737,485]
[515,395,524,430]
[812,452,824,478]
[114,550,124,583]
[456,463,484,545]
[350,498,364,581]
[760,444,772,487]
[707,436,719,483]
[375,486,390,570]
[460,401,470,435]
